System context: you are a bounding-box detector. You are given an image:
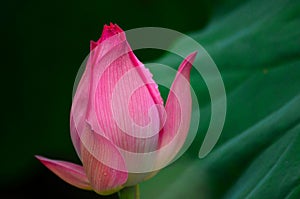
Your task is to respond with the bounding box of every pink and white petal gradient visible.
[36,23,196,195]
[80,124,128,194]
[156,52,196,168]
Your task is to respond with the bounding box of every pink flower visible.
[36,23,197,195]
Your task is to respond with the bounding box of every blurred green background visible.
[3,0,300,198]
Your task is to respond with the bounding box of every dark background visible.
[4,0,299,198]
[2,0,225,198]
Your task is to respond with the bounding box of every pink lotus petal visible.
[70,24,131,158]
[80,123,128,194]
[90,23,124,51]
[35,155,92,190]
[157,52,197,165]
[86,24,164,153]
[70,47,93,159]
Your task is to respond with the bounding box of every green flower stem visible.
[118,185,140,199]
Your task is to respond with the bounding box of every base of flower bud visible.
[95,185,124,196]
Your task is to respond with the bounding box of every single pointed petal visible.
[80,124,128,195]
[35,155,92,190]
[87,24,164,153]
[71,24,129,158]
[156,52,197,167]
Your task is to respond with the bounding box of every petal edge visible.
[35,155,92,190]
[79,124,128,194]
[156,52,197,166]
